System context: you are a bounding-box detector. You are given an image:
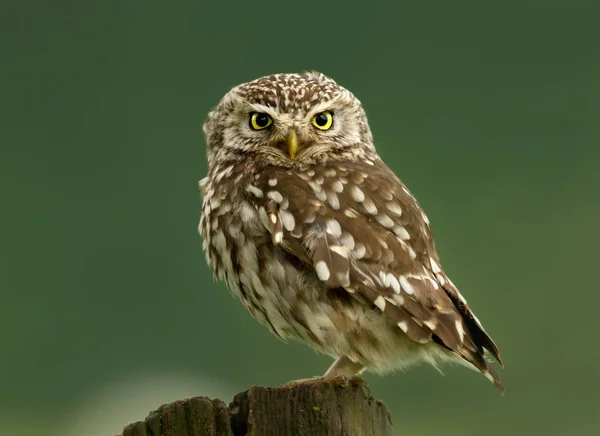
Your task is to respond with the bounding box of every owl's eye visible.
[250,112,273,130]
[312,111,333,130]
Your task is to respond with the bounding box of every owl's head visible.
[203,72,375,168]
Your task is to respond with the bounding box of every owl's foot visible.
[280,376,325,388]
[280,356,366,389]
[323,356,365,379]
[280,374,367,389]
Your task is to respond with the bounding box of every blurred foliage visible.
[1,1,599,435]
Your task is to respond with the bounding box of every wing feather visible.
[247,162,503,391]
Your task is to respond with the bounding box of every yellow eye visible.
[312,111,333,130]
[250,112,273,130]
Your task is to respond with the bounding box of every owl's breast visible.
[200,164,320,340]
[199,164,265,293]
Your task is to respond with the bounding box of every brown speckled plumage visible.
[199,72,504,393]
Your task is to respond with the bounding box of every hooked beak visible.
[287,129,299,160]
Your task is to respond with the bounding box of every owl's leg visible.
[323,356,365,380]
[280,356,365,388]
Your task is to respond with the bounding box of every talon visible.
[280,376,324,388]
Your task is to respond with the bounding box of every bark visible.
[119,378,393,436]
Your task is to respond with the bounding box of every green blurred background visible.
[1,1,599,435]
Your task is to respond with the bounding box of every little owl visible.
[199,72,504,393]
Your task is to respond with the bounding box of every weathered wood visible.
[121,397,233,436]
[119,378,393,436]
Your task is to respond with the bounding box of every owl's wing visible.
[248,160,503,392]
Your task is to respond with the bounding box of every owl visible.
[199,72,504,393]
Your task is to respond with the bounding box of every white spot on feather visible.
[384,296,397,307]
[327,192,340,210]
[397,321,408,333]
[424,319,437,330]
[423,276,439,290]
[394,226,410,240]
[377,213,395,228]
[362,197,378,214]
[436,273,446,286]
[350,185,365,202]
[279,209,296,231]
[267,190,283,203]
[374,295,386,311]
[455,320,465,342]
[274,231,283,244]
[308,181,322,192]
[380,271,390,287]
[354,243,366,259]
[430,257,441,273]
[245,184,263,198]
[340,233,355,250]
[399,276,416,295]
[326,219,342,238]
[331,180,344,193]
[386,202,403,216]
[392,294,404,305]
[330,245,349,258]
[315,261,330,281]
[422,211,430,225]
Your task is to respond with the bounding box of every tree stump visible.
[119,378,393,436]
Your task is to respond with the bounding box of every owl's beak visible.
[287,129,299,160]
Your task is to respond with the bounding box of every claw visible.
[279,376,324,389]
